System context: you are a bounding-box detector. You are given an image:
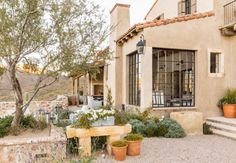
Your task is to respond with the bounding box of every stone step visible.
[211,128,236,140]
[206,121,236,134]
[206,117,236,127]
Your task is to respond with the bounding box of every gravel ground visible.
[96,135,236,163]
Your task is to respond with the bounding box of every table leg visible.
[107,135,120,155]
[79,137,91,156]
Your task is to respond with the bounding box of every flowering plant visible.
[73,108,115,129]
[86,109,115,122]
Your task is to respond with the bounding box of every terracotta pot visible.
[127,141,142,156]
[112,145,127,161]
[223,104,236,118]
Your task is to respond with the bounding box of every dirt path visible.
[96,135,236,163]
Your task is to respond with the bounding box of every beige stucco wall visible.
[197,0,214,13]
[145,0,214,21]
[113,0,236,118]
[108,0,236,118]
[145,0,179,21]
[105,4,130,107]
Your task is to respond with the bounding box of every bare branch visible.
[22,77,58,111]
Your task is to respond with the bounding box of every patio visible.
[97,135,236,163]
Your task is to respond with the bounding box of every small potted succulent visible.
[111,140,128,161]
[124,133,143,156]
[218,89,236,118]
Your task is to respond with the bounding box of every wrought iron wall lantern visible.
[136,34,146,55]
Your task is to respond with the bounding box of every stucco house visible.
[72,48,109,105]
[105,0,236,118]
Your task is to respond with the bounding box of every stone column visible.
[141,46,153,111]
[79,137,91,156]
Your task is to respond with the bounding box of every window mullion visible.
[179,51,182,100]
[172,51,174,101]
[164,51,167,105]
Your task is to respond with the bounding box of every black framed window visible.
[153,48,195,108]
[210,53,220,73]
[129,52,141,106]
[185,0,191,14]
[178,0,197,16]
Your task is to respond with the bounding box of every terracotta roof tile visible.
[117,11,215,45]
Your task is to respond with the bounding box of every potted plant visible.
[124,133,143,156]
[111,140,128,161]
[218,89,236,118]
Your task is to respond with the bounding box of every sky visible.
[92,0,156,25]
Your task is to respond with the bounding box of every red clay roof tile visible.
[117,11,215,45]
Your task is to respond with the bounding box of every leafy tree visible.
[0,0,110,127]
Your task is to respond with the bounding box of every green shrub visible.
[129,119,145,135]
[203,122,213,135]
[92,136,107,151]
[115,111,129,125]
[144,119,158,137]
[156,122,168,137]
[111,140,128,147]
[73,114,91,129]
[165,124,186,138]
[56,120,71,128]
[36,117,48,130]
[124,133,143,141]
[59,109,71,120]
[21,115,47,130]
[218,89,236,108]
[0,115,48,138]
[21,115,37,128]
[135,107,152,122]
[157,119,186,138]
[126,112,140,121]
[152,117,160,123]
[0,116,13,137]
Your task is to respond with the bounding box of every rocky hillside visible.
[0,71,73,101]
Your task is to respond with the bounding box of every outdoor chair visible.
[152,91,165,107]
[87,96,103,109]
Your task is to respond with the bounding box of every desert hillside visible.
[0,71,73,102]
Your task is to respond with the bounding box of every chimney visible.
[110,3,131,42]
[106,4,130,107]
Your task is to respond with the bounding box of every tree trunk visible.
[9,67,24,127]
[77,77,80,106]
[83,74,88,105]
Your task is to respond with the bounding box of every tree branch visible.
[22,77,58,112]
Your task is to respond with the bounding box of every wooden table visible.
[66,124,132,156]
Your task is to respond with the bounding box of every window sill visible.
[153,106,197,111]
[208,73,224,78]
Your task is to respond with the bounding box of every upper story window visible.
[154,13,164,21]
[208,50,224,78]
[178,0,197,16]
[224,0,236,25]
[210,53,220,73]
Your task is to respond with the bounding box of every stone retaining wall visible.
[0,95,68,117]
[0,126,67,163]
